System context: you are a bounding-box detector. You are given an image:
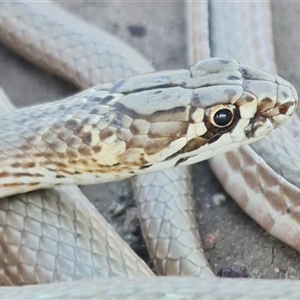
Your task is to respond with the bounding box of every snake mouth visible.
[246,82,298,138]
[245,102,296,138]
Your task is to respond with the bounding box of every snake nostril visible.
[261,101,296,118]
[279,106,288,114]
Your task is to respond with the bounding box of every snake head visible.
[164,58,298,166]
[67,58,297,174]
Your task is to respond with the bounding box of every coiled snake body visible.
[0,1,300,299]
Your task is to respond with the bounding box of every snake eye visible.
[213,108,233,127]
[205,104,239,132]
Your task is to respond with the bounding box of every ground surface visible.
[0,1,300,279]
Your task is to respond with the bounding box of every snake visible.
[0,1,300,299]
[0,57,295,197]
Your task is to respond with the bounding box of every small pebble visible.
[212,193,226,206]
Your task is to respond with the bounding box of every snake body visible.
[0,1,296,299]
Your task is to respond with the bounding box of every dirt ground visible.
[1,1,300,279]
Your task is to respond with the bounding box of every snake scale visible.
[0,1,295,299]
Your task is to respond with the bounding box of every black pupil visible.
[213,109,233,127]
